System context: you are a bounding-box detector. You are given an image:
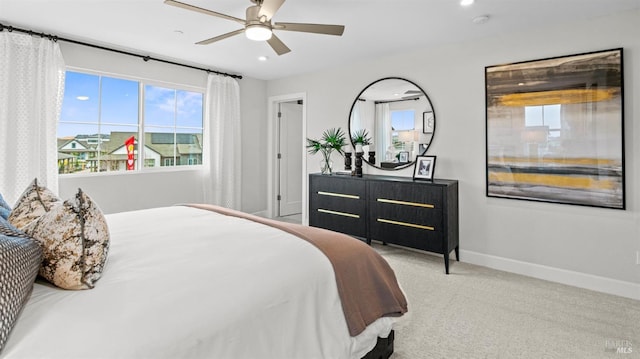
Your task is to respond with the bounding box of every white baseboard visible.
[460,249,640,301]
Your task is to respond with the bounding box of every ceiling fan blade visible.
[164,0,246,25]
[259,0,285,20]
[196,29,245,45]
[274,22,345,36]
[267,34,291,55]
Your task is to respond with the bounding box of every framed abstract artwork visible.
[485,48,624,209]
[423,111,434,134]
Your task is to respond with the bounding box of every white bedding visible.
[3,206,395,359]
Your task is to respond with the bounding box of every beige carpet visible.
[373,243,640,359]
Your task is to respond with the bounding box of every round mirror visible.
[348,77,435,170]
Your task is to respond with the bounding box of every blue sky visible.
[59,71,203,138]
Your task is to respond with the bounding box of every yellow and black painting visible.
[485,48,624,209]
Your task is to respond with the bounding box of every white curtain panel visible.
[0,32,65,205]
[374,103,391,160]
[203,74,241,209]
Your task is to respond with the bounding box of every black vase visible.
[344,152,352,170]
[368,151,376,165]
[355,152,363,177]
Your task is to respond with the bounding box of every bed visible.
[1,200,407,358]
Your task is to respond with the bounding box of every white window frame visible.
[59,67,206,177]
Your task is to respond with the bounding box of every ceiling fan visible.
[164,0,345,55]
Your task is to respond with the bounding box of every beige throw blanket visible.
[185,204,408,337]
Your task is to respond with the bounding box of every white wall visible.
[266,10,640,298]
[57,42,269,214]
[239,77,269,214]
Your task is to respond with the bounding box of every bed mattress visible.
[3,206,400,358]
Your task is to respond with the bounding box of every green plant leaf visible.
[351,128,371,145]
[307,127,347,157]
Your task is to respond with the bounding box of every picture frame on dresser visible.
[413,155,436,181]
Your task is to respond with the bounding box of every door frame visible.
[267,92,307,223]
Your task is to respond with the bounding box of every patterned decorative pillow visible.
[0,216,27,237]
[0,225,42,353]
[0,215,11,228]
[0,192,11,220]
[8,179,61,230]
[23,189,110,290]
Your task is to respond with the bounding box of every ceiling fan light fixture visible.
[245,24,272,41]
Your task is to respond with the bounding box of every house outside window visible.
[58,70,204,175]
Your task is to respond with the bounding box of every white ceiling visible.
[1,0,638,80]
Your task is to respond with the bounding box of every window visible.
[143,85,204,168]
[58,71,204,174]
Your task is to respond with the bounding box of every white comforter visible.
[3,206,395,359]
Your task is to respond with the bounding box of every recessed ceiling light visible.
[258,56,269,61]
[460,0,474,6]
[76,96,89,101]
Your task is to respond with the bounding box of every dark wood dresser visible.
[309,173,459,274]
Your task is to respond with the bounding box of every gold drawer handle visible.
[377,218,434,231]
[318,191,360,199]
[318,209,360,219]
[377,198,435,209]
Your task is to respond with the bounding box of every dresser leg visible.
[444,255,450,274]
[455,246,459,261]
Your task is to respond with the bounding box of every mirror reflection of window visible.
[390,110,415,130]
[525,104,561,137]
[524,104,562,158]
[391,110,416,150]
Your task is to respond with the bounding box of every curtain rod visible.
[374,97,420,104]
[0,23,243,80]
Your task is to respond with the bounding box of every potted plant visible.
[351,129,372,153]
[307,127,347,175]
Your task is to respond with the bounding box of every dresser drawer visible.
[369,181,443,209]
[370,220,444,254]
[309,175,367,238]
[310,176,366,199]
[309,205,367,238]
[370,202,442,232]
[312,193,365,215]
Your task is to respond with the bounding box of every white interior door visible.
[278,101,303,217]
